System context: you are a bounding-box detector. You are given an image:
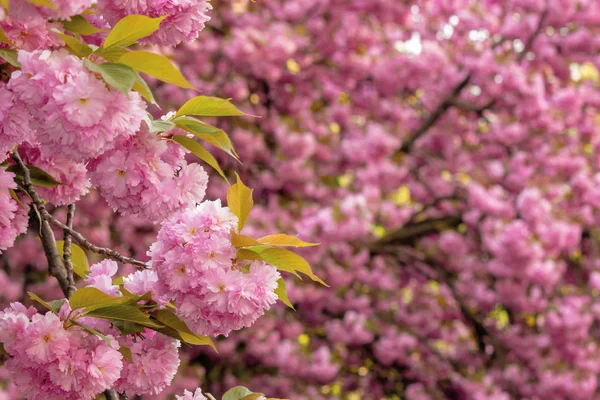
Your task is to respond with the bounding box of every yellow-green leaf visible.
[223,387,255,400]
[248,247,327,286]
[56,32,93,58]
[257,234,319,247]
[236,249,263,261]
[26,0,55,9]
[231,231,262,248]
[132,72,157,105]
[275,279,294,310]
[69,287,128,310]
[85,305,164,328]
[118,50,195,89]
[176,96,249,118]
[7,164,63,188]
[56,241,90,279]
[95,46,129,62]
[172,135,228,182]
[102,14,166,49]
[84,60,136,95]
[28,292,54,312]
[174,117,239,160]
[0,49,19,67]
[0,0,7,12]
[0,27,13,46]
[152,309,216,350]
[63,15,106,35]
[227,173,253,232]
[119,345,133,362]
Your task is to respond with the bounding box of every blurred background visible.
[3,0,600,399]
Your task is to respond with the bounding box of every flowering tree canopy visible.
[0,1,324,399]
[1,0,600,399]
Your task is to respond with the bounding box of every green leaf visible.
[94,46,129,62]
[56,241,90,279]
[257,234,319,247]
[63,15,106,35]
[84,60,136,95]
[69,287,128,310]
[275,278,294,310]
[149,119,175,133]
[117,50,195,89]
[71,320,113,346]
[247,247,328,286]
[25,0,55,9]
[241,395,267,400]
[132,72,157,105]
[28,292,56,312]
[172,135,228,182]
[152,309,216,350]
[47,299,67,314]
[7,164,63,188]
[230,231,262,248]
[119,345,133,362]
[174,117,239,160]
[102,14,166,49]
[227,173,253,232]
[0,49,20,67]
[175,96,249,118]
[236,248,263,261]
[222,387,255,400]
[85,305,164,328]
[113,320,146,335]
[55,32,93,58]
[0,27,13,46]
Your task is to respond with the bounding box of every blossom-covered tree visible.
[143,0,599,399]
[0,1,323,399]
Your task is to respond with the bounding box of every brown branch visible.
[103,390,119,400]
[397,73,471,155]
[44,213,147,269]
[12,151,73,298]
[517,3,550,63]
[62,203,77,297]
[369,215,462,252]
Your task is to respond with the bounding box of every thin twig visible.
[44,213,147,268]
[62,203,77,297]
[12,151,73,297]
[517,3,550,63]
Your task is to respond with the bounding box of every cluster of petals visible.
[149,200,281,336]
[83,260,182,396]
[176,388,209,400]
[97,0,212,46]
[8,49,146,162]
[89,125,209,222]
[0,170,28,253]
[0,82,32,161]
[0,302,123,400]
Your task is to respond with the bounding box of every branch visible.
[44,213,147,269]
[397,74,471,155]
[517,3,550,63]
[369,215,462,253]
[12,151,74,298]
[62,203,76,297]
[103,390,119,400]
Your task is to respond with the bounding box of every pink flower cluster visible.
[97,0,212,46]
[176,388,209,400]
[82,260,182,396]
[89,125,209,222]
[0,170,28,253]
[0,303,123,400]
[149,200,281,336]
[8,49,146,162]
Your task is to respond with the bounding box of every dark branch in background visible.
[396,4,550,156]
[517,3,550,63]
[103,390,119,400]
[369,215,462,253]
[44,213,147,269]
[12,151,74,298]
[397,73,471,155]
[62,203,76,297]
